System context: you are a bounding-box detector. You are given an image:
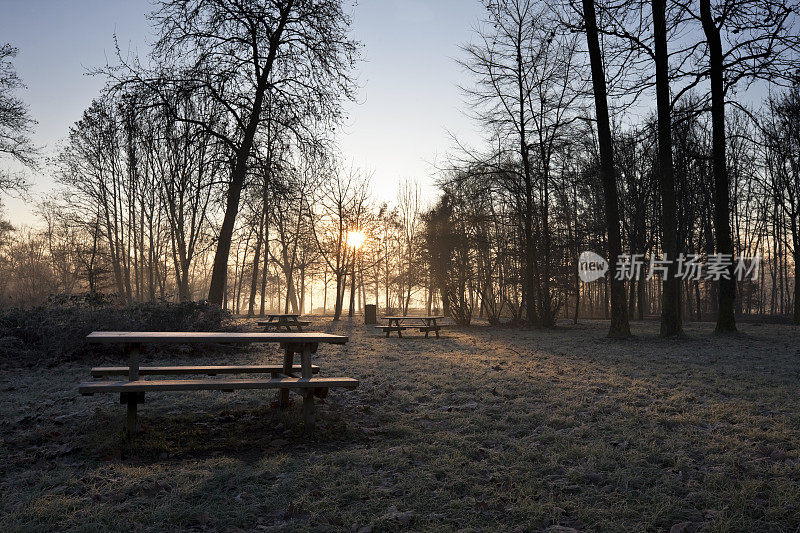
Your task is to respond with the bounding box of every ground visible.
[2,318,800,532]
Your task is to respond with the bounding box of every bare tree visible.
[765,83,800,324]
[144,93,219,301]
[57,99,131,299]
[651,0,682,335]
[111,0,359,306]
[0,44,35,196]
[580,0,631,338]
[312,164,369,320]
[692,0,799,332]
[460,0,583,327]
[397,180,423,315]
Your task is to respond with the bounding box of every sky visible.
[0,0,487,225]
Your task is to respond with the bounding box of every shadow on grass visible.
[83,397,365,466]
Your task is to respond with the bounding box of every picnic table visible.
[377,316,444,338]
[257,313,311,332]
[78,331,358,435]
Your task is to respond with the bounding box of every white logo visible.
[578,251,608,282]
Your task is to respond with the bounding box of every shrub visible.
[0,294,235,365]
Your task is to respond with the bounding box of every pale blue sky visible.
[0,0,486,224]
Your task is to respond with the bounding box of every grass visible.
[1,318,799,531]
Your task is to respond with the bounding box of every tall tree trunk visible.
[792,222,800,324]
[583,0,630,338]
[426,275,432,315]
[512,29,538,328]
[323,268,328,315]
[653,0,682,336]
[348,247,357,317]
[248,207,266,316]
[700,0,736,333]
[299,266,306,315]
[208,147,256,305]
[260,219,270,315]
[637,274,645,320]
[333,271,345,320]
[284,270,299,313]
[206,1,290,306]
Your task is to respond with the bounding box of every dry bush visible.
[0,294,234,365]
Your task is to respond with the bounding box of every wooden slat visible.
[375,326,407,330]
[91,364,320,377]
[86,331,347,344]
[79,376,359,394]
[382,316,444,320]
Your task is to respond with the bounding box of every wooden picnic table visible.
[78,331,357,435]
[257,313,311,332]
[378,316,445,338]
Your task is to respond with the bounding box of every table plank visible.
[382,316,444,320]
[80,376,359,393]
[86,331,347,344]
[90,364,321,377]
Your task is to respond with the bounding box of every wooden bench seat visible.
[91,364,320,378]
[375,325,408,337]
[258,321,312,327]
[79,376,358,394]
[257,320,311,324]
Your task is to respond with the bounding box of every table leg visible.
[300,344,313,379]
[434,319,440,338]
[301,344,315,433]
[280,346,294,408]
[126,343,142,435]
[128,342,140,381]
[423,319,430,338]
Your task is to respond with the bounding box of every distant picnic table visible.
[78,331,358,435]
[378,316,444,338]
[257,313,311,332]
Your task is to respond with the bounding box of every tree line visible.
[429,0,799,335]
[0,0,799,336]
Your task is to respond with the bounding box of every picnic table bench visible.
[78,332,357,435]
[377,316,444,338]
[257,313,311,332]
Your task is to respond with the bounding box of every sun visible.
[346,230,366,249]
